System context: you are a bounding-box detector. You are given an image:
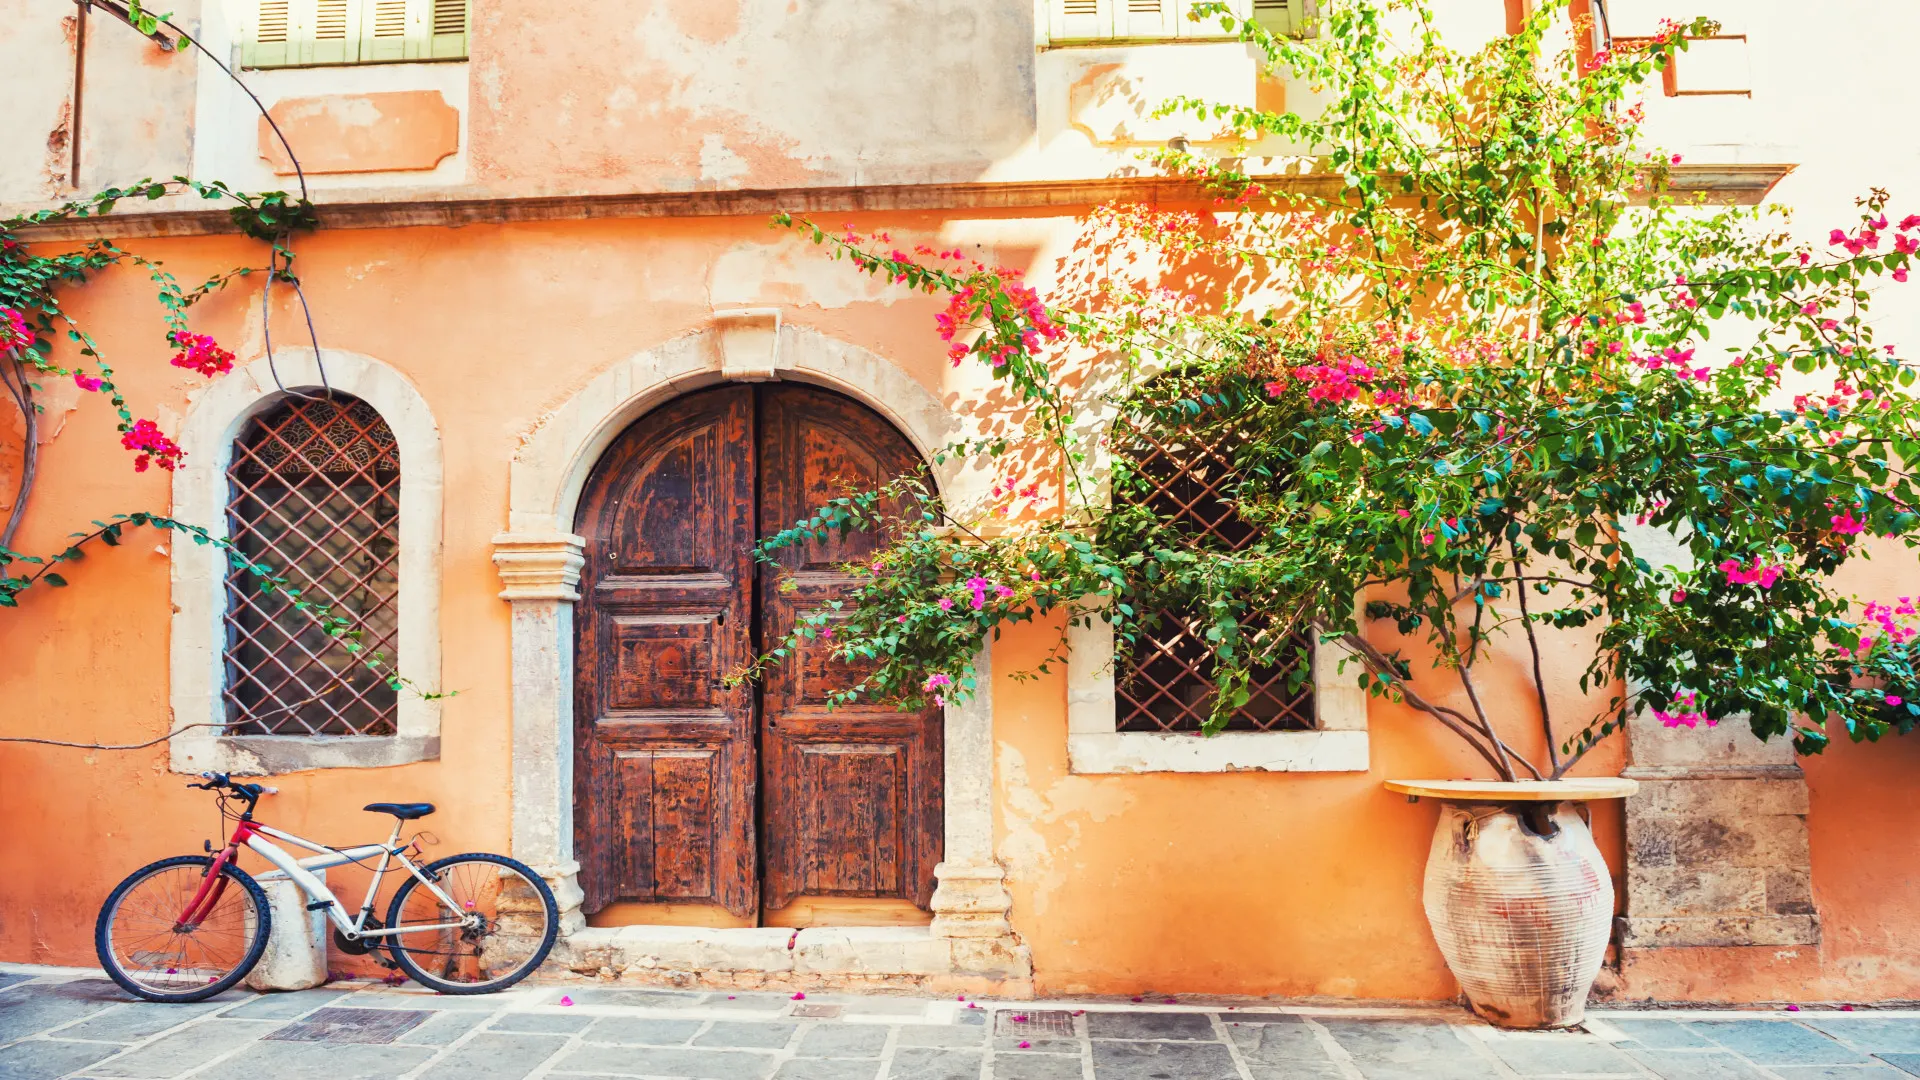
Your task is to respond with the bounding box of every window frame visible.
[1059,370,1368,775]
[169,349,444,775]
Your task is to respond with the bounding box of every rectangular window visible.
[240,0,467,69]
[1046,0,1313,43]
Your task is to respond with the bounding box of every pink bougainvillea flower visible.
[1422,532,1436,545]
[965,575,992,610]
[1720,558,1783,589]
[995,585,1014,600]
[1830,229,1849,245]
[1802,302,1820,316]
[0,308,32,353]
[1898,268,1911,283]
[1786,1004,1801,1012]
[167,331,235,377]
[923,674,953,693]
[1395,508,1412,518]
[1654,689,1712,729]
[559,995,574,1006]
[73,371,103,392]
[1017,1041,1031,1050]
[1887,695,1905,707]
[1832,511,1866,536]
[122,418,184,472]
[1671,590,1687,603]
[937,597,955,612]
[792,992,806,1000]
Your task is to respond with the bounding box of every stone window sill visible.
[1066,731,1368,775]
[170,734,440,776]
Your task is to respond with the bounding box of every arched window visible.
[223,393,400,736]
[1107,381,1315,733]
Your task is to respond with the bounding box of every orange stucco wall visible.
[3,203,1920,1001]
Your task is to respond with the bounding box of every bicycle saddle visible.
[364,802,436,820]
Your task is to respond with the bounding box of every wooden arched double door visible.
[573,384,943,923]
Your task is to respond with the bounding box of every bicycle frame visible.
[177,815,467,942]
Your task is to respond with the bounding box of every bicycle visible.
[95,772,559,1003]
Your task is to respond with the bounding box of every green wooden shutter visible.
[1050,0,1111,41]
[239,0,363,68]
[427,0,468,59]
[357,0,418,61]
[307,0,359,64]
[1253,0,1312,37]
[1116,0,1177,38]
[240,0,295,67]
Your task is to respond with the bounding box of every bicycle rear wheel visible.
[384,852,557,994]
[95,855,270,1003]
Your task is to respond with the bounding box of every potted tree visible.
[760,0,1920,1029]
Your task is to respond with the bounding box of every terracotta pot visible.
[1420,799,1612,1029]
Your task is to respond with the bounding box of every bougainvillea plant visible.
[759,0,1920,781]
[0,179,422,706]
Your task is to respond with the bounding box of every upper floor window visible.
[1047,0,1312,44]
[241,0,469,69]
[1107,379,1316,733]
[224,393,400,736]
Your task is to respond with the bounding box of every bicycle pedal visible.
[305,900,332,911]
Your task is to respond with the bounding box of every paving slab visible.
[213,1038,439,1079]
[883,1047,984,1080]
[1091,1040,1240,1080]
[57,1000,227,1042]
[0,976,34,995]
[1085,1011,1217,1041]
[219,990,349,1021]
[772,1060,884,1080]
[694,1020,799,1049]
[398,1009,491,1045]
[1244,1064,1347,1080]
[894,1024,987,1048]
[1807,1018,1920,1054]
[1625,1048,1772,1079]
[0,986,127,1042]
[88,1018,284,1077]
[1225,1019,1332,1063]
[487,1011,593,1034]
[579,1015,705,1045]
[416,1033,570,1080]
[992,1036,1081,1054]
[555,1044,778,1078]
[1319,1018,1492,1079]
[0,1038,121,1079]
[1692,1020,1874,1066]
[795,1023,890,1057]
[1766,1060,1920,1068]
[1483,1030,1640,1076]
[993,1055,1087,1080]
[1606,1018,1720,1050]
[340,990,504,1011]
[702,993,799,1012]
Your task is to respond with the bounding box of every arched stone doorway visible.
[571,382,942,926]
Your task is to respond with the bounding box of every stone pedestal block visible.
[246,871,329,992]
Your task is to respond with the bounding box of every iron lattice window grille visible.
[1108,383,1315,733]
[224,394,400,736]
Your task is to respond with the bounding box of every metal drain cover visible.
[264,1007,431,1044]
[994,1010,1077,1038]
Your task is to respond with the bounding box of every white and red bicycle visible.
[94,772,558,1002]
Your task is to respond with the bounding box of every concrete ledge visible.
[1067,730,1368,774]
[555,925,1033,995]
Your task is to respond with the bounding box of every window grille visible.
[223,394,400,736]
[1046,0,1312,42]
[1109,383,1315,733]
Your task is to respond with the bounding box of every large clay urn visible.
[1388,779,1636,1029]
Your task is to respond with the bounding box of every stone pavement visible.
[4,965,1920,1080]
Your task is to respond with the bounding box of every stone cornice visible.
[8,165,1795,241]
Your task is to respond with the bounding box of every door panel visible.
[756,385,944,912]
[574,387,758,917]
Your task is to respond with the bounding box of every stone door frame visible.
[491,319,1029,984]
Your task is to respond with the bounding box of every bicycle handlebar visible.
[192,772,278,799]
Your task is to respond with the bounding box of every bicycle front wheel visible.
[384,852,558,994]
[95,855,270,1003]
